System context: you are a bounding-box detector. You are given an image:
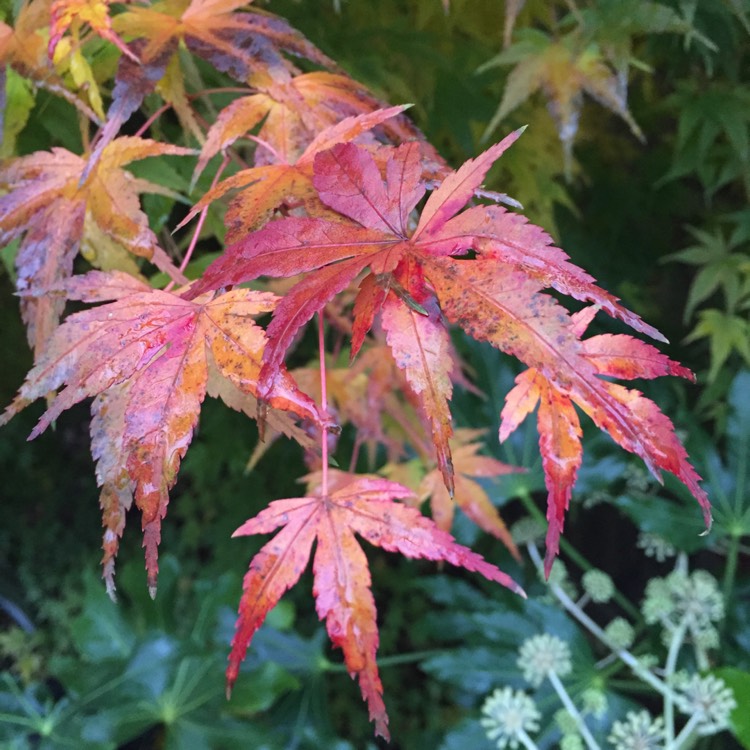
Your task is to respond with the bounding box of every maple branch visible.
[134,102,174,139]
[319,312,330,497]
[245,134,284,164]
[348,434,362,473]
[167,155,230,291]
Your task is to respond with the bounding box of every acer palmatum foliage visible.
[0,0,710,739]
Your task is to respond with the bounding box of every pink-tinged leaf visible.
[14,201,84,355]
[1,278,319,591]
[431,205,665,341]
[536,382,583,577]
[301,105,412,161]
[91,383,134,600]
[187,218,392,297]
[1,137,190,351]
[313,142,402,233]
[582,334,694,380]
[587,382,711,528]
[227,496,318,689]
[384,141,427,235]
[425,257,582,375]
[429,257,709,571]
[229,475,524,739]
[570,305,599,336]
[413,127,525,240]
[500,368,584,576]
[312,511,385,735]
[381,263,455,494]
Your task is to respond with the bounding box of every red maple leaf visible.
[1,271,321,595]
[180,105,415,242]
[184,130,706,536]
[499,306,711,575]
[228,471,524,740]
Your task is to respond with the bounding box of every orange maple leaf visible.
[48,0,136,61]
[194,72,429,177]
[228,471,524,740]
[84,0,336,175]
[418,429,522,557]
[182,105,414,241]
[0,271,321,596]
[0,136,192,353]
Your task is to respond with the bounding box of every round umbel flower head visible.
[692,624,719,651]
[582,569,615,603]
[643,569,724,636]
[604,617,635,649]
[608,711,665,750]
[518,634,572,687]
[674,673,737,735]
[481,687,541,750]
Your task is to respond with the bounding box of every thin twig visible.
[165,154,230,291]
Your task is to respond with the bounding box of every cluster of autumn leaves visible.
[0,0,711,739]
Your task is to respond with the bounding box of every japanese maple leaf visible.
[186,130,663,498]
[0,0,102,122]
[499,306,712,576]
[479,30,643,154]
[0,136,192,353]
[85,0,335,177]
[194,71,433,178]
[48,0,136,61]
[181,105,413,242]
[227,472,524,740]
[0,271,321,596]
[418,429,522,557]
